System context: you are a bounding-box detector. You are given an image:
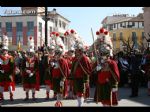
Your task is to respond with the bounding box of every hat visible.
[49,45,55,50]
[27,36,34,53]
[50,32,59,38]
[74,41,84,51]
[96,28,113,57]
[54,32,66,55]
[2,46,8,50]
[2,34,9,50]
[55,45,64,55]
[49,39,56,50]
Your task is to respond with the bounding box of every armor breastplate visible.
[26,58,35,68]
[54,62,59,69]
[26,62,35,68]
[0,58,9,65]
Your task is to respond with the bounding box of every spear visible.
[91,28,100,104]
[91,28,99,65]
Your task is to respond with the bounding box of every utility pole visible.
[45,7,48,46]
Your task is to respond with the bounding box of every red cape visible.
[108,59,120,82]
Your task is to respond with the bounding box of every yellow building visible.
[102,13,144,53]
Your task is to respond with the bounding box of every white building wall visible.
[37,16,45,47]
[37,16,55,47]
[47,21,54,46]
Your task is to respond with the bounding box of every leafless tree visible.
[120,36,135,53]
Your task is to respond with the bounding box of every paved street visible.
[1,86,150,107]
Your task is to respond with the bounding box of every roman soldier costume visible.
[70,42,92,107]
[52,32,70,106]
[65,47,75,99]
[22,36,40,101]
[0,34,15,103]
[44,45,55,100]
[94,28,120,106]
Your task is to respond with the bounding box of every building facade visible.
[0,7,70,50]
[101,13,144,53]
[143,7,150,48]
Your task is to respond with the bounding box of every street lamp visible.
[45,7,48,46]
[45,8,56,46]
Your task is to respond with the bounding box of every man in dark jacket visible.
[129,49,142,97]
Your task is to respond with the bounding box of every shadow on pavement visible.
[2,98,56,106]
[118,87,150,106]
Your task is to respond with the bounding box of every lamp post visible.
[45,7,48,46]
[45,7,56,47]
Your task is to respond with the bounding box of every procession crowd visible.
[0,28,150,107]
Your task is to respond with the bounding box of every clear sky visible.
[0,7,143,46]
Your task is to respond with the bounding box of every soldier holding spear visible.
[93,28,120,106]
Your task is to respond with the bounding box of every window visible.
[59,20,61,27]
[16,32,23,45]
[39,22,42,32]
[108,24,113,31]
[142,22,144,27]
[6,22,12,32]
[114,24,116,28]
[120,23,122,27]
[16,22,23,32]
[16,22,23,45]
[113,33,116,41]
[132,22,135,26]
[122,22,126,28]
[62,22,66,29]
[142,32,145,40]
[50,27,52,33]
[55,20,58,27]
[27,21,34,32]
[0,22,1,28]
[132,32,138,48]
[132,32,136,41]
[27,21,34,36]
[120,32,123,40]
[6,22,12,38]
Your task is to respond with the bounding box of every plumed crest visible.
[49,38,56,50]
[55,36,66,55]
[74,41,84,51]
[96,28,113,56]
[96,31,100,35]
[27,36,34,52]
[2,34,9,50]
[99,28,105,33]
[64,31,69,36]
[50,31,58,38]
[70,29,75,34]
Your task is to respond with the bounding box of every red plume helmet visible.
[104,31,108,35]
[70,29,75,34]
[29,36,32,40]
[64,31,69,36]
[100,28,105,33]
[56,33,59,37]
[52,32,56,35]
[59,45,63,49]
[64,32,66,36]
[96,31,100,35]
[66,31,69,35]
